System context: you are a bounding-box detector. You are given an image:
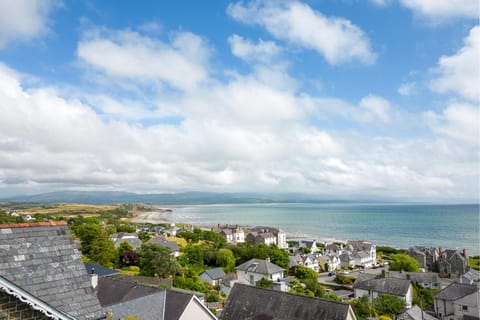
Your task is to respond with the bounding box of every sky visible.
[0,0,478,201]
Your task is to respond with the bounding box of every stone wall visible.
[0,291,49,320]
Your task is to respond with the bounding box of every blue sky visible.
[0,0,478,201]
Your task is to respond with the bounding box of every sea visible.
[164,203,480,256]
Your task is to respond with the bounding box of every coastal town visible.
[0,205,479,320]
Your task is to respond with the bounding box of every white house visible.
[236,258,284,285]
[318,255,341,272]
[353,275,413,309]
[249,227,287,249]
[303,254,320,272]
[215,225,245,244]
[434,282,479,320]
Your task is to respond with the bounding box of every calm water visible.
[165,203,480,255]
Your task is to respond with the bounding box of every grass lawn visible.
[469,256,480,270]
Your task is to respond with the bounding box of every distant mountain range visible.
[2,190,366,205]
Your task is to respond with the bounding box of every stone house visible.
[437,249,469,275]
[407,246,439,271]
[249,226,287,249]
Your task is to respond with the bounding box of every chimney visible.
[406,274,411,281]
[266,257,271,263]
[462,248,467,258]
[438,247,442,256]
[91,273,98,289]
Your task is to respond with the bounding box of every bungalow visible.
[221,283,358,320]
[353,275,413,308]
[111,232,142,249]
[147,236,180,257]
[200,268,227,286]
[236,258,284,285]
[0,221,104,319]
[434,282,479,320]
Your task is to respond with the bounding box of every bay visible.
[165,203,480,256]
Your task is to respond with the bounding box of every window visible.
[461,305,468,311]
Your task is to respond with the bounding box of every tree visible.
[139,244,180,278]
[294,266,318,281]
[120,250,140,266]
[76,223,116,267]
[216,248,236,272]
[373,294,406,317]
[256,278,274,289]
[351,295,376,320]
[389,254,420,272]
[299,247,311,254]
[413,283,439,310]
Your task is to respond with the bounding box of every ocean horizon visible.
[164,202,480,256]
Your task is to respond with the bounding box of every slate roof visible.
[96,276,161,307]
[84,263,119,277]
[164,290,195,320]
[353,276,412,297]
[434,282,478,301]
[147,236,180,252]
[106,291,166,320]
[397,305,438,320]
[220,283,354,320]
[236,258,284,275]
[113,238,142,249]
[0,222,104,320]
[389,271,439,284]
[202,267,226,280]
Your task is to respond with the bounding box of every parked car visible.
[340,270,350,275]
[328,271,336,276]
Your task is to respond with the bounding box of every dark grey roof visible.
[236,259,284,275]
[84,263,119,277]
[106,291,166,320]
[434,282,478,301]
[353,276,412,296]
[147,237,180,252]
[397,305,438,320]
[96,276,161,307]
[0,222,104,320]
[164,290,194,320]
[202,268,226,280]
[113,238,142,249]
[220,283,353,320]
[389,271,439,284]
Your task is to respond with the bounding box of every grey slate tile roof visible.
[397,305,438,320]
[389,271,439,284]
[84,263,119,277]
[96,276,161,307]
[236,258,284,275]
[434,282,478,301]
[220,283,354,320]
[0,222,104,320]
[202,267,226,281]
[147,236,180,252]
[106,291,166,320]
[353,276,412,297]
[164,290,194,320]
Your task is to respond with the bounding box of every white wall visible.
[179,297,217,320]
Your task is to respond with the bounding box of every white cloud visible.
[228,34,281,63]
[0,0,56,48]
[358,95,392,123]
[227,1,376,65]
[400,0,479,21]
[398,82,416,96]
[430,26,480,102]
[424,102,480,146]
[77,29,211,91]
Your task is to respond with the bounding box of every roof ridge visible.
[0,221,67,228]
